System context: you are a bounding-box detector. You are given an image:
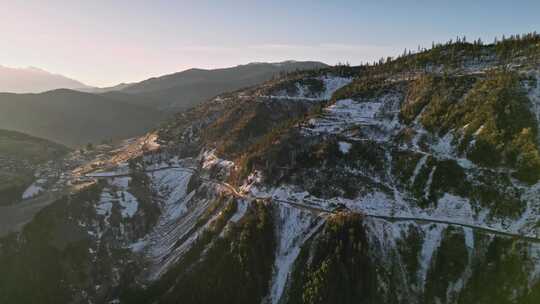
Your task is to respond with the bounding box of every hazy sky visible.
[1,0,539,87]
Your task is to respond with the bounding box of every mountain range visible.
[1,33,540,304]
[0,61,326,146]
[93,61,328,111]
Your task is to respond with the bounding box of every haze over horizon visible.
[1,0,539,87]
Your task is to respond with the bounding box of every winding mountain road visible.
[86,166,540,243]
[218,181,540,243]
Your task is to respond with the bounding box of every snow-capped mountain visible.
[2,34,540,304]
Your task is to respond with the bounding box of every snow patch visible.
[22,183,44,199]
[320,76,353,99]
[338,141,352,154]
[96,200,113,217]
[410,155,428,185]
[463,227,475,254]
[110,176,130,188]
[95,176,140,223]
[526,73,540,142]
[269,205,325,304]
[148,168,193,221]
[418,224,446,286]
[230,199,248,223]
[423,166,436,200]
[133,163,210,281]
[431,133,454,156]
[118,191,139,218]
[304,92,402,143]
[431,194,475,224]
[129,239,148,253]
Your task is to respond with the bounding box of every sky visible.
[1,0,539,87]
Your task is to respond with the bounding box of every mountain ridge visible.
[104,61,328,111]
[0,89,165,147]
[121,61,328,93]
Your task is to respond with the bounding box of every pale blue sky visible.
[1,0,539,86]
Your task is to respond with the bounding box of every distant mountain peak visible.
[0,65,91,93]
[26,66,49,73]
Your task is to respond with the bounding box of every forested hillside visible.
[0,129,68,206]
[0,89,164,147]
[1,33,540,304]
